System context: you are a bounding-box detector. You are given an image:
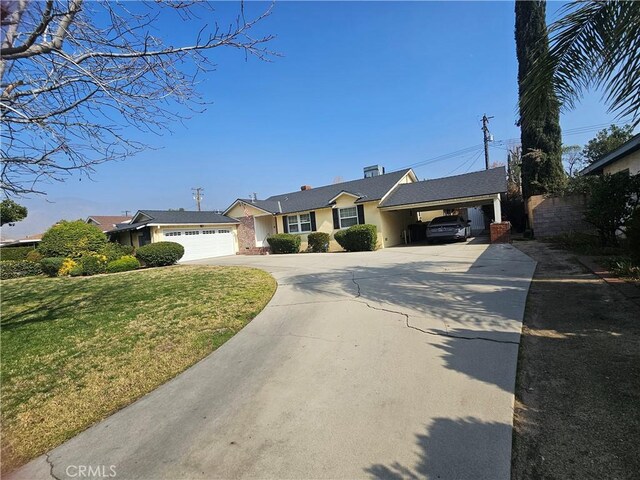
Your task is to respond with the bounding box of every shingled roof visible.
[109,210,239,233]
[379,167,507,208]
[228,168,413,215]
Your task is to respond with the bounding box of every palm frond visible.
[521,1,640,127]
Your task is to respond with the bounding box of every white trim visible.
[378,169,418,205]
[379,193,500,211]
[328,191,361,204]
[285,213,312,234]
[148,222,238,227]
[223,199,273,216]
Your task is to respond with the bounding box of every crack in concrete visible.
[45,453,61,480]
[350,275,520,346]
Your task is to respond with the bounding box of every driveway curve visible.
[10,243,535,480]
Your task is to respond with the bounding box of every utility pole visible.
[482,114,494,170]
[122,210,131,217]
[192,187,204,211]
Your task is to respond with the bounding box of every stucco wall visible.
[603,149,640,176]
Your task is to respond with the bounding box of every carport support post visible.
[493,196,502,222]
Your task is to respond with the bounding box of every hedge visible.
[307,232,330,252]
[79,254,108,276]
[39,220,107,258]
[334,224,377,252]
[628,208,640,263]
[266,234,301,254]
[136,242,184,267]
[0,260,43,280]
[40,257,66,277]
[25,250,44,263]
[106,255,140,273]
[101,242,135,262]
[0,246,35,262]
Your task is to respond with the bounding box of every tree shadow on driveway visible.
[364,417,512,480]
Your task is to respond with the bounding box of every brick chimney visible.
[300,185,312,191]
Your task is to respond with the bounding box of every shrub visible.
[136,241,184,267]
[334,224,378,252]
[58,258,79,276]
[39,220,107,258]
[69,265,84,277]
[101,242,135,262]
[0,260,43,280]
[79,254,108,276]
[307,232,331,253]
[0,246,35,262]
[627,208,640,263]
[266,234,301,254]
[40,257,65,277]
[25,250,44,263]
[106,255,140,273]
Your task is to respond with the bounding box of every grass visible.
[0,265,276,473]
[604,256,640,281]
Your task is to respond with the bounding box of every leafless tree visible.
[1,0,275,195]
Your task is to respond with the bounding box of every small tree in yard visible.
[584,173,640,247]
[39,220,107,257]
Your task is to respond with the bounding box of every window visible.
[164,231,182,237]
[202,230,216,235]
[184,230,200,236]
[218,229,230,234]
[287,214,312,233]
[339,207,358,228]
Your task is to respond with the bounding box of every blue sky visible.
[5,1,635,238]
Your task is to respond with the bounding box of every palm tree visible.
[521,1,640,127]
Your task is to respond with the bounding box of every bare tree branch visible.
[0,0,277,196]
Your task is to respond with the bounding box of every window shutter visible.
[332,209,340,229]
[282,215,289,233]
[357,205,365,224]
[310,211,317,231]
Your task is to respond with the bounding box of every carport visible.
[378,167,507,242]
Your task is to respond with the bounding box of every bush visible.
[334,224,378,252]
[106,255,140,273]
[79,254,108,276]
[266,234,301,254]
[69,265,84,277]
[0,260,43,279]
[25,250,43,263]
[627,208,640,263]
[0,246,35,262]
[39,220,107,258]
[307,232,330,253]
[58,258,79,276]
[136,241,184,267]
[40,257,65,277]
[101,242,135,262]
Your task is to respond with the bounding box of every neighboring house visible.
[580,133,640,176]
[0,233,43,248]
[225,165,507,254]
[86,215,132,232]
[107,210,239,262]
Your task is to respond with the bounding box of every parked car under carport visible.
[426,215,471,243]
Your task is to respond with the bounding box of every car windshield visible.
[430,216,459,225]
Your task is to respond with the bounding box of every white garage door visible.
[162,228,235,261]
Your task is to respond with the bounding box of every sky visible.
[3,1,636,239]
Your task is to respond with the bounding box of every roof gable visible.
[131,210,239,225]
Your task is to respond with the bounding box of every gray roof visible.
[379,167,507,208]
[229,169,413,215]
[579,133,640,175]
[130,210,239,226]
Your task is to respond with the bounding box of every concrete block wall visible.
[527,194,594,238]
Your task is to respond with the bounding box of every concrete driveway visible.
[11,243,535,480]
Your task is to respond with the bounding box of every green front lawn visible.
[0,266,276,473]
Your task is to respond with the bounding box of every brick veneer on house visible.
[490,222,511,244]
[235,216,271,255]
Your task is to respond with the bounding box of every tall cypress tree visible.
[515,0,565,198]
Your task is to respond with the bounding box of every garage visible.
[162,228,236,262]
[107,210,240,261]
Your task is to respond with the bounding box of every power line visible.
[192,187,204,211]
